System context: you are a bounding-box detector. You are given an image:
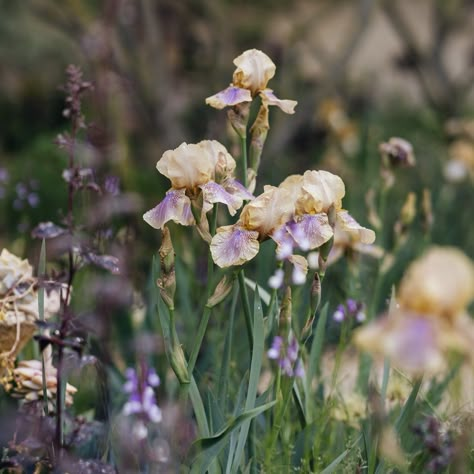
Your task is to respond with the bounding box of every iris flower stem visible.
[187,205,219,377]
[241,136,248,188]
[238,270,253,351]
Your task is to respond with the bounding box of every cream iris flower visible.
[272,171,375,260]
[210,170,375,268]
[143,140,253,230]
[210,185,294,267]
[205,49,297,114]
[354,247,474,374]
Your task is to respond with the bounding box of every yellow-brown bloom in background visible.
[354,247,474,374]
[0,249,61,362]
[3,356,77,408]
[205,49,297,114]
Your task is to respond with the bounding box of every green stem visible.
[217,284,238,406]
[238,270,253,350]
[241,135,248,188]
[188,306,211,376]
[188,205,219,377]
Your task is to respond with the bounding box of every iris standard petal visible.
[232,49,276,95]
[299,170,345,214]
[260,89,297,114]
[205,86,252,109]
[157,142,214,189]
[200,181,243,216]
[143,189,194,229]
[210,225,260,267]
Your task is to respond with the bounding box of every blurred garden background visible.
[0,0,474,472]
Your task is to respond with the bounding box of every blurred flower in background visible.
[268,333,304,378]
[122,366,162,440]
[354,247,474,374]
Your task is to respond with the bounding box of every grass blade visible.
[191,401,276,473]
[231,286,264,472]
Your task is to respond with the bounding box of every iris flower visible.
[354,247,474,374]
[210,169,375,268]
[205,49,297,114]
[143,140,253,230]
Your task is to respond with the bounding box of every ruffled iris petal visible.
[210,225,260,267]
[260,89,297,114]
[205,86,252,109]
[223,178,255,201]
[336,210,376,244]
[288,214,333,250]
[143,189,194,229]
[200,181,243,216]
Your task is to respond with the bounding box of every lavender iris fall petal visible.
[143,189,194,229]
[210,225,260,267]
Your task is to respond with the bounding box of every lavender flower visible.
[268,334,304,378]
[12,180,41,210]
[332,299,366,323]
[123,366,162,440]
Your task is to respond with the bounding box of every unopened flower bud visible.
[249,104,270,174]
[169,341,190,384]
[399,192,417,226]
[157,227,176,310]
[227,102,251,139]
[310,272,321,316]
[421,189,433,235]
[206,274,234,308]
[318,236,334,277]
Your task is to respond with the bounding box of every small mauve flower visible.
[332,300,366,323]
[268,268,284,289]
[206,49,297,114]
[333,305,345,323]
[267,334,304,378]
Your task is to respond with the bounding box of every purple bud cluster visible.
[13,180,40,210]
[333,298,366,323]
[267,334,304,378]
[123,366,162,440]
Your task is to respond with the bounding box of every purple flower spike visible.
[122,365,162,432]
[267,336,283,359]
[268,334,304,379]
